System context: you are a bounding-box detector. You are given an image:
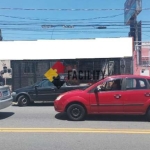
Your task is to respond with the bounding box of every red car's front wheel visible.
[66,103,86,121]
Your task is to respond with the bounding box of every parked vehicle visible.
[0,86,13,110]
[11,78,89,107]
[54,74,150,121]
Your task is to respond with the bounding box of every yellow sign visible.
[44,68,58,82]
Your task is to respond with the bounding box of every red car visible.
[54,75,150,121]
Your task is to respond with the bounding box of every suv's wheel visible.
[66,104,86,121]
[18,95,30,107]
[146,108,150,122]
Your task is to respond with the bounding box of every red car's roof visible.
[83,74,150,92]
[105,74,150,79]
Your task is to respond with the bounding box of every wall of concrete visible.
[134,43,150,76]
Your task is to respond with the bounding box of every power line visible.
[0,19,142,22]
[0,23,121,26]
[1,27,131,30]
[1,27,150,33]
[1,20,150,25]
[143,33,150,37]
[0,24,150,31]
[0,26,129,31]
[1,24,149,27]
[1,20,150,27]
[0,7,149,11]
[0,13,124,22]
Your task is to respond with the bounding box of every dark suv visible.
[11,78,89,106]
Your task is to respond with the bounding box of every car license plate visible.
[3,91,9,97]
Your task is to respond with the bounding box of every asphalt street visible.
[0,103,150,150]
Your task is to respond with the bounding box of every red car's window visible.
[126,78,148,90]
[97,78,123,91]
[147,79,150,85]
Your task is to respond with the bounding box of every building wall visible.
[133,43,150,76]
[0,38,133,60]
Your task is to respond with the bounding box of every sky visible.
[0,0,150,41]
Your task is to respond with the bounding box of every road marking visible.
[0,128,150,134]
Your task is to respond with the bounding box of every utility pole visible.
[124,0,142,74]
[0,29,2,41]
[133,18,142,66]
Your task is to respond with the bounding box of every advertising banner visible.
[0,38,133,60]
[124,0,142,25]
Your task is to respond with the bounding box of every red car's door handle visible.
[114,94,121,99]
[145,93,150,97]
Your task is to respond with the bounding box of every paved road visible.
[0,103,150,150]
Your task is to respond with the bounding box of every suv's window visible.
[39,80,54,87]
[126,78,148,90]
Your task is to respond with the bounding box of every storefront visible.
[11,58,132,90]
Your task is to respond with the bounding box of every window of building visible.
[141,57,150,66]
[23,62,35,74]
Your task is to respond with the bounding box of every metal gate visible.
[11,58,133,91]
